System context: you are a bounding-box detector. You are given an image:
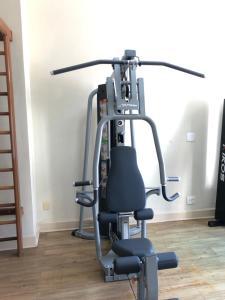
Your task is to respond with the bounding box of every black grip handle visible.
[145,187,161,197]
[76,192,96,207]
[162,186,180,202]
[74,180,92,187]
[167,176,180,182]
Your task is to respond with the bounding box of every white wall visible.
[23,0,225,229]
[0,0,37,249]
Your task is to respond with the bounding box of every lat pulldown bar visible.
[51,59,205,78]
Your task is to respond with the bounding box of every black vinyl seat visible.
[106,146,146,212]
[107,147,154,258]
[112,238,154,258]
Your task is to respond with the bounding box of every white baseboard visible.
[39,208,215,233]
[151,208,215,223]
[39,219,93,233]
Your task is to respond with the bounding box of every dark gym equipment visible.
[208,99,225,227]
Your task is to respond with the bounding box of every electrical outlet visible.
[186,196,195,205]
[42,200,50,211]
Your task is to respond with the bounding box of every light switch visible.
[186,132,196,142]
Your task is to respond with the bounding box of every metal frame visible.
[72,89,97,240]
[93,115,169,191]
[92,115,171,266]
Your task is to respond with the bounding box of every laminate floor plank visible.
[0,219,224,299]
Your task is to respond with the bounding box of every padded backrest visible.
[106,146,146,212]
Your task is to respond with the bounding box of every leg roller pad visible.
[114,256,141,274]
[157,252,178,270]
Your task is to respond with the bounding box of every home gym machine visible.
[51,50,204,300]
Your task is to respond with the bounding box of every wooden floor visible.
[0,219,225,300]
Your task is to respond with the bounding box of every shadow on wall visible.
[136,96,220,215]
[169,100,210,211]
[32,71,97,224]
[161,99,219,213]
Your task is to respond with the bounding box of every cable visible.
[128,277,137,300]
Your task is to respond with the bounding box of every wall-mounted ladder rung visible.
[0,92,8,96]
[0,131,10,135]
[0,112,9,116]
[0,149,12,154]
[0,203,15,208]
[0,207,16,215]
[0,51,5,55]
[0,219,16,225]
[0,72,7,76]
[0,236,17,242]
[0,185,14,190]
[0,168,13,172]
